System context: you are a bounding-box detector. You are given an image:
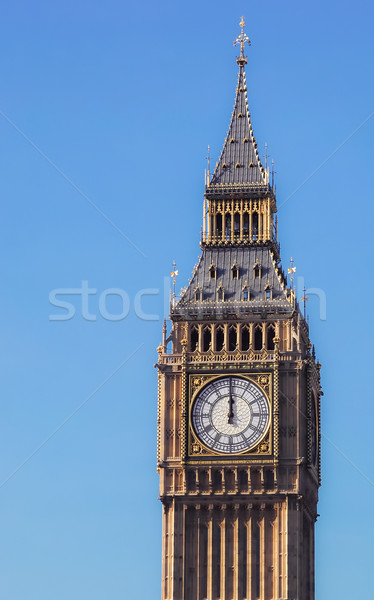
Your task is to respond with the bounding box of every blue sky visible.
[0,1,373,598]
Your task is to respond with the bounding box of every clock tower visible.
[156,19,322,600]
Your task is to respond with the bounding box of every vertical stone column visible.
[232,504,240,600]
[161,502,169,600]
[197,324,203,353]
[207,200,211,241]
[184,506,197,600]
[206,505,214,599]
[259,503,266,599]
[225,506,234,600]
[264,506,275,599]
[310,517,315,600]
[196,505,202,599]
[251,504,260,600]
[240,201,244,241]
[213,506,223,599]
[218,505,226,599]
[224,323,229,352]
[272,502,281,600]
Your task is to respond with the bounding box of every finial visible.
[162,319,167,352]
[205,145,211,186]
[301,286,309,320]
[170,261,179,309]
[233,16,251,66]
[264,143,268,170]
[288,257,296,288]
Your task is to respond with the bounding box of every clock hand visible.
[228,379,234,423]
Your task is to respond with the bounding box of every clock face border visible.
[188,373,273,459]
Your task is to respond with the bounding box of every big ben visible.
[156,18,322,600]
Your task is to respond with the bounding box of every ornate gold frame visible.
[187,372,273,459]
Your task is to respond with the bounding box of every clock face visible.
[191,376,270,454]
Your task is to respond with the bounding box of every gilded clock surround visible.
[156,18,322,600]
[188,373,273,458]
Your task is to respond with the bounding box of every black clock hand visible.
[228,379,234,423]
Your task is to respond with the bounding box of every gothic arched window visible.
[267,323,276,350]
[209,264,217,280]
[253,260,261,280]
[252,212,259,240]
[241,324,250,351]
[190,325,199,352]
[216,213,222,238]
[231,263,239,280]
[242,285,250,301]
[225,213,231,240]
[234,213,240,238]
[203,326,211,352]
[243,212,249,237]
[265,282,272,300]
[228,325,237,351]
[254,324,263,351]
[215,326,224,352]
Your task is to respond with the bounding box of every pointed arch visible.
[203,326,211,352]
[225,213,231,240]
[252,211,259,240]
[228,325,237,351]
[267,323,276,350]
[234,212,240,238]
[243,212,249,237]
[215,325,225,352]
[231,262,239,280]
[216,213,222,238]
[254,323,263,351]
[253,259,262,280]
[209,264,217,280]
[241,324,250,351]
[265,281,272,300]
[194,286,202,302]
[242,281,250,301]
[190,325,199,352]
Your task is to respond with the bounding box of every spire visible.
[207,18,269,191]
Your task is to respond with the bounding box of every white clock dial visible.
[192,376,270,454]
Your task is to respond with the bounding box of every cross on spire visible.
[234,16,251,66]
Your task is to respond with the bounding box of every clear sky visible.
[1,1,373,598]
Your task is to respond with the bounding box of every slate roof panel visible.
[208,65,267,188]
[174,247,292,317]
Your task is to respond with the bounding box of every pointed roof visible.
[209,65,267,188]
[207,20,271,195]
